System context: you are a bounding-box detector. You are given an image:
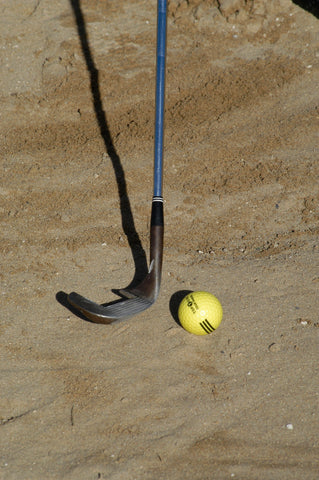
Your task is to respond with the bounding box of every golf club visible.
[67,0,167,323]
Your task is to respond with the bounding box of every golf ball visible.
[178,291,223,335]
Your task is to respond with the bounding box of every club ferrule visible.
[151,196,164,226]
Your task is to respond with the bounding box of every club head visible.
[67,223,163,324]
[67,291,154,324]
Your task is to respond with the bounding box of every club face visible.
[68,291,154,324]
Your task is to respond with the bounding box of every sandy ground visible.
[1,0,319,478]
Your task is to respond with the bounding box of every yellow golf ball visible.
[178,291,223,335]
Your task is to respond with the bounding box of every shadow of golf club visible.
[67,0,148,295]
[56,291,89,322]
[292,0,319,18]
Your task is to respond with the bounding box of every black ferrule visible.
[151,199,164,226]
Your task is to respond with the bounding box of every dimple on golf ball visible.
[178,291,223,335]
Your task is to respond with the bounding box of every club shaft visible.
[154,0,167,198]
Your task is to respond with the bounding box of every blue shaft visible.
[153,0,167,198]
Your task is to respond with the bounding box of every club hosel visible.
[150,197,163,263]
[148,224,163,298]
[149,197,164,296]
[150,224,163,268]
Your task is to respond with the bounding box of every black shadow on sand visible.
[292,1,319,18]
[169,290,193,326]
[69,0,148,287]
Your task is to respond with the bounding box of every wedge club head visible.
[68,203,163,324]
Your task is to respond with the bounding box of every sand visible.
[1,1,319,478]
